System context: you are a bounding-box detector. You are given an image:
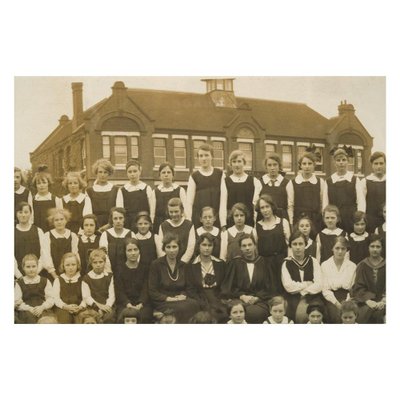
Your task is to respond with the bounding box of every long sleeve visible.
[282,218,291,244]
[106,277,115,307]
[356,177,366,212]
[52,278,65,309]
[358,178,367,212]
[281,261,308,294]
[253,178,262,224]
[316,234,321,264]
[179,187,188,219]
[352,264,378,303]
[116,188,124,208]
[83,195,93,216]
[156,227,165,257]
[219,230,228,261]
[148,261,168,302]
[28,191,34,224]
[181,226,196,264]
[41,232,55,273]
[303,258,322,295]
[219,174,228,227]
[99,231,108,249]
[15,282,31,311]
[55,196,63,210]
[185,175,196,221]
[320,179,328,212]
[14,258,22,279]
[286,180,294,225]
[146,185,156,223]
[71,232,79,255]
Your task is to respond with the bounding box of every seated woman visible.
[281,230,323,324]
[114,238,153,324]
[149,233,200,323]
[187,233,228,323]
[222,234,275,324]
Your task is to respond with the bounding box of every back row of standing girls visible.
[14,144,386,267]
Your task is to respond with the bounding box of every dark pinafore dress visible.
[15,225,41,275]
[106,230,132,275]
[50,231,73,275]
[259,176,290,221]
[18,277,47,307]
[120,186,150,232]
[137,235,158,266]
[348,234,370,265]
[78,235,101,276]
[154,186,181,234]
[15,187,30,225]
[160,220,193,261]
[318,230,346,264]
[33,195,56,232]
[86,186,118,229]
[366,179,386,233]
[63,197,85,234]
[194,227,221,259]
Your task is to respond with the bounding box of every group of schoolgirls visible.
[14,143,386,323]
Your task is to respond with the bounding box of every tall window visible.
[265,143,276,156]
[193,139,206,168]
[154,138,167,166]
[238,142,253,170]
[282,145,293,172]
[130,137,139,159]
[114,136,128,166]
[348,149,363,175]
[102,136,110,160]
[297,145,308,160]
[174,139,187,168]
[213,141,225,169]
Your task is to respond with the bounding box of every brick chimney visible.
[72,82,83,130]
[58,115,69,126]
[338,100,355,116]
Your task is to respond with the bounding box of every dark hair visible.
[228,300,245,315]
[238,233,256,247]
[108,207,126,225]
[268,296,288,311]
[352,210,367,225]
[293,215,316,239]
[162,233,180,251]
[117,307,140,324]
[158,162,175,176]
[81,214,98,230]
[197,143,214,157]
[135,211,152,225]
[167,197,184,212]
[124,237,140,250]
[255,194,278,216]
[229,202,250,220]
[306,302,325,316]
[16,201,32,214]
[298,152,317,168]
[369,233,385,253]
[340,300,359,317]
[196,232,216,247]
[332,236,349,250]
[323,204,341,224]
[289,230,307,247]
[370,151,386,164]
[126,158,142,171]
[264,153,282,169]
[189,311,217,324]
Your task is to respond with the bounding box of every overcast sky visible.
[14,76,385,169]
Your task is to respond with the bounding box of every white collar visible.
[107,228,131,238]
[267,316,290,324]
[157,183,179,191]
[229,173,249,183]
[295,173,318,184]
[305,238,314,249]
[321,228,343,236]
[197,168,215,177]
[34,192,52,201]
[196,226,219,236]
[350,232,369,241]
[63,193,85,203]
[258,216,281,228]
[331,171,353,183]
[227,225,253,237]
[92,181,113,191]
[15,185,27,194]
[262,174,284,185]
[22,275,41,284]
[166,218,187,228]
[16,223,33,232]
[80,234,98,243]
[366,173,386,182]
[228,320,247,324]
[136,231,152,240]
[60,273,81,283]
[124,181,146,191]
[192,255,220,264]
[87,270,110,279]
[51,229,71,239]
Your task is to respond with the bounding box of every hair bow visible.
[343,145,354,158]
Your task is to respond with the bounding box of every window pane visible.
[282,145,292,171]
[297,146,307,159]
[174,139,186,168]
[314,146,324,172]
[265,143,276,156]
[238,142,253,170]
[193,139,205,168]
[102,136,110,160]
[356,150,363,174]
[114,136,127,165]
[154,138,166,166]
[130,137,138,159]
[213,141,224,169]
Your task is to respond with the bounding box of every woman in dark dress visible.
[149,233,199,323]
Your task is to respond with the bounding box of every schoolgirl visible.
[263,296,294,324]
[290,216,318,258]
[86,159,118,230]
[61,171,93,234]
[134,211,158,267]
[259,153,290,221]
[153,162,187,234]
[32,165,63,232]
[186,143,227,228]
[227,300,247,324]
[348,211,370,264]
[53,252,86,323]
[222,150,262,227]
[324,147,364,234]
[14,254,54,324]
[157,197,195,264]
[306,303,325,324]
[14,167,33,225]
[116,159,155,231]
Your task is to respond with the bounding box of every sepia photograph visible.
[14,76,386,325]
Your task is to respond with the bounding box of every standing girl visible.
[195,207,221,259]
[116,159,155,232]
[360,152,386,233]
[135,211,158,266]
[77,214,101,276]
[43,208,79,280]
[316,205,347,264]
[220,203,257,262]
[324,147,364,234]
[187,233,228,323]
[53,252,86,323]
[255,194,290,294]
[14,254,54,324]
[352,234,386,324]
[222,150,262,227]
[321,236,357,323]
[149,233,200,323]
[186,143,227,229]
[153,162,187,234]
[287,151,328,232]
[114,238,153,324]
[14,202,52,279]
[86,159,118,231]
[157,198,195,264]
[99,207,135,274]
[348,211,370,265]
[32,165,63,232]
[62,171,93,234]
[259,154,290,221]
[281,231,323,324]
[14,167,33,225]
